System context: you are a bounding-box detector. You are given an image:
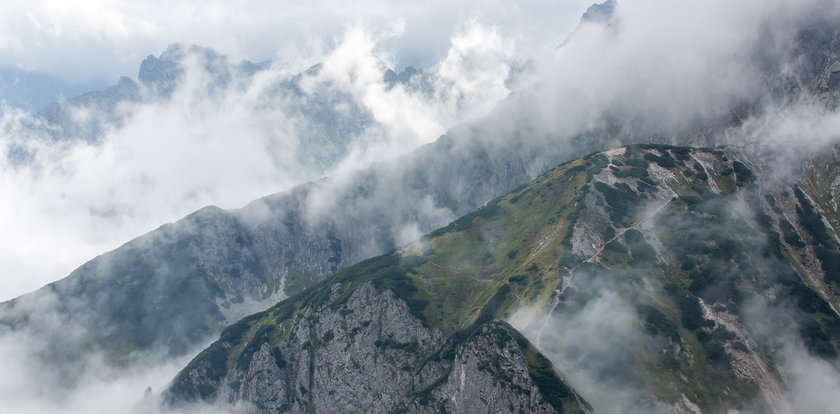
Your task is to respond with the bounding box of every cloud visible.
[741,294,840,414]
[778,341,840,414]
[477,0,833,142]
[0,0,591,84]
[0,17,522,301]
[0,319,204,414]
[322,19,518,179]
[3,0,840,412]
[509,285,649,413]
[0,12,554,411]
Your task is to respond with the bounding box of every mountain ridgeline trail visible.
[164,145,840,413]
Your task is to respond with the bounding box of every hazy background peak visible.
[0,1,598,301]
[0,0,592,87]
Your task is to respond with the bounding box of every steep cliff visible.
[166,282,589,413]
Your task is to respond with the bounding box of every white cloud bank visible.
[0,0,591,84]
[0,16,529,301]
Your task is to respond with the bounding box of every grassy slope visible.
[169,144,840,412]
[165,152,598,409]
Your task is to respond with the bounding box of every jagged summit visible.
[580,0,617,24]
[137,43,268,95]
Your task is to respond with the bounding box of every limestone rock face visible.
[165,283,589,414]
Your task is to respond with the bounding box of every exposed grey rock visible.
[580,0,617,25]
[165,283,588,414]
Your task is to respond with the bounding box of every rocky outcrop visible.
[580,0,616,24]
[165,283,589,414]
[801,144,840,238]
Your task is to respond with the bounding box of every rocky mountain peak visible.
[580,0,617,25]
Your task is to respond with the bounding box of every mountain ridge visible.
[163,144,840,412]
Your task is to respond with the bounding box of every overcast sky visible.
[0,0,591,84]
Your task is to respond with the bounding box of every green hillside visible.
[166,144,840,413]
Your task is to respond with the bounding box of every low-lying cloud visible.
[0,19,521,301]
[0,0,592,84]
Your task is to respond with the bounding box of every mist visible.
[0,0,592,84]
[0,18,523,301]
[2,0,840,413]
[0,6,565,411]
[0,330,192,414]
[743,295,840,414]
[472,0,840,157]
[505,191,825,412]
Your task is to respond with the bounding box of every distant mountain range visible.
[6,42,428,184]
[0,68,107,113]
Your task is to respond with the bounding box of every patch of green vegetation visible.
[284,266,322,296]
[696,327,734,369]
[636,181,657,193]
[799,319,838,358]
[673,147,692,161]
[592,154,610,168]
[625,229,657,263]
[644,152,677,169]
[795,188,833,246]
[666,284,711,331]
[692,162,708,181]
[166,306,264,402]
[613,163,650,180]
[429,204,506,237]
[795,187,840,283]
[476,285,511,326]
[815,246,840,284]
[779,219,805,248]
[732,161,755,186]
[790,284,834,315]
[624,157,649,169]
[594,181,639,227]
[678,194,702,209]
[270,347,286,369]
[604,239,628,255]
[638,304,680,342]
[508,274,528,286]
